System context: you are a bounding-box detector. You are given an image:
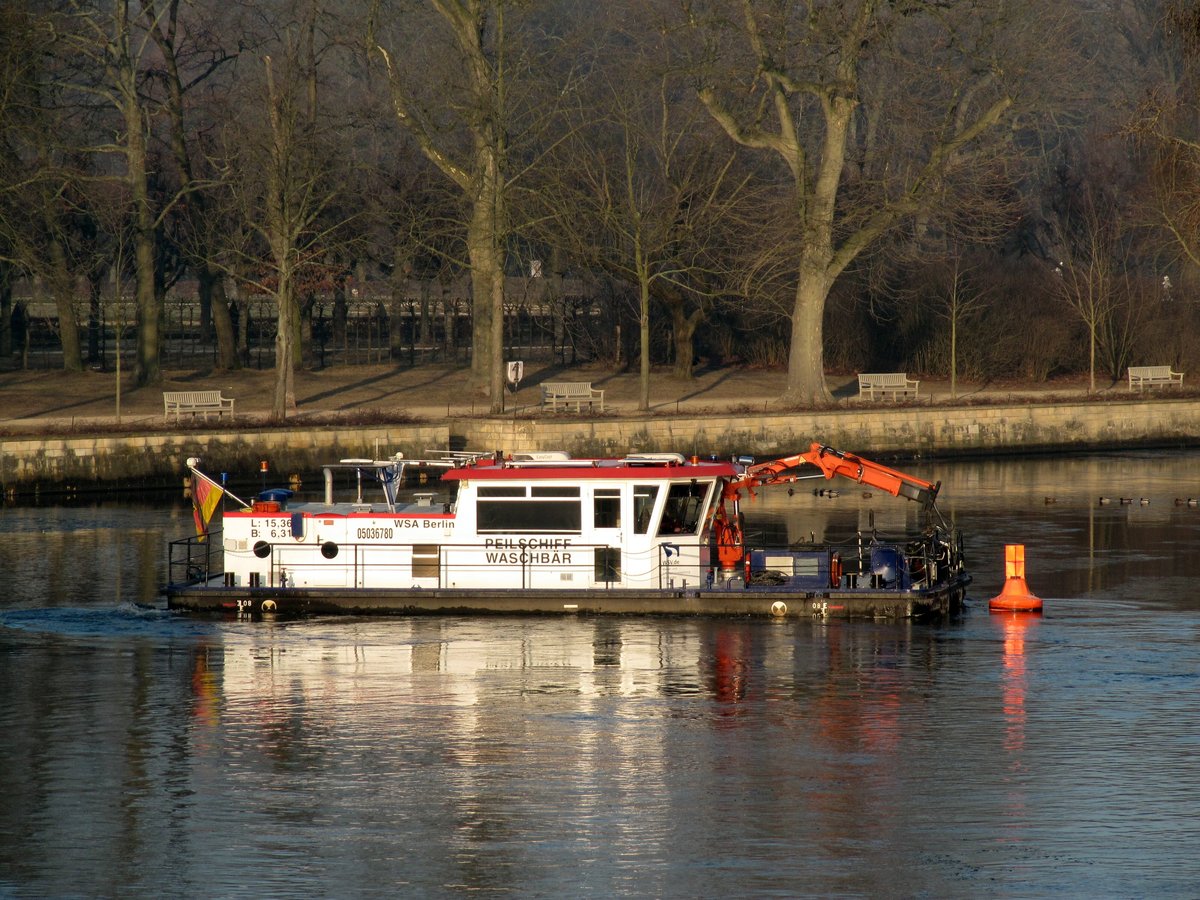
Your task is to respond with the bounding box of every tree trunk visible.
[86,268,103,366]
[467,189,505,410]
[48,240,83,373]
[468,247,494,396]
[388,294,404,360]
[950,312,958,399]
[1089,322,1096,394]
[0,263,11,359]
[127,124,160,383]
[637,265,651,413]
[655,283,705,380]
[420,286,433,347]
[114,32,161,386]
[489,261,505,413]
[199,266,240,370]
[669,307,702,379]
[272,275,296,421]
[236,298,251,367]
[782,267,832,404]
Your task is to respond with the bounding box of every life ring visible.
[830,553,842,588]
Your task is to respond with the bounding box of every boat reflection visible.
[183,614,969,829]
[708,628,752,708]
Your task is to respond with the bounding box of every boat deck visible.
[165,575,971,619]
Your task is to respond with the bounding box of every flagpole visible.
[187,459,251,509]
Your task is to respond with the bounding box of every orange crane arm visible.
[727,442,940,508]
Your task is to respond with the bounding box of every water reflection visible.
[707,626,751,708]
[1000,612,1036,758]
[995,610,1039,859]
[191,645,221,732]
[5,453,1200,894]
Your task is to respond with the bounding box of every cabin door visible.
[592,487,623,586]
[617,485,663,589]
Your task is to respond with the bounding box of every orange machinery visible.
[714,442,942,573]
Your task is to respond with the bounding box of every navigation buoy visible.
[989,544,1043,613]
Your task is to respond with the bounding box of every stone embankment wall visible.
[0,424,451,489]
[464,398,1200,459]
[1,398,1197,489]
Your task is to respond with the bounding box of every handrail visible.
[167,529,224,586]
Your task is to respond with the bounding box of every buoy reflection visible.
[1000,612,1039,757]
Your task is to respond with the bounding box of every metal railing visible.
[167,530,225,586]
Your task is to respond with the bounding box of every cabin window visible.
[253,540,272,559]
[594,489,621,529]
[479,486,526,497]
[633,485,661,534]
[532,486,579,498]
[475,488,580,533]
[412,544,439,578]
[478,501,581,532]
[657,482,710,536]
[476,485,582,533]
[594,547,621,582]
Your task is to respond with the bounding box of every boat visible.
[165,443,971,619]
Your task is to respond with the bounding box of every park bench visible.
[857,373,920,401]
[163,390,236,422]
[1128,365,1184,391]
[540,381,605,412]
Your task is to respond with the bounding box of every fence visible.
[4,276,607,371]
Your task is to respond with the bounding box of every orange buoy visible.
[989,544,1043,612]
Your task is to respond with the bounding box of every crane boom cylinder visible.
[728,443,940,510]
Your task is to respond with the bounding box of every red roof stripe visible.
[442,463,737,482]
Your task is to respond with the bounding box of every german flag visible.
[191,469,224,540]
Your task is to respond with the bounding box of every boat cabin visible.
[220,453,739,591]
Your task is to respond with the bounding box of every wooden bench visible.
[1128,365,1184,391]
[163,390,236,422]
[857,373,919,400]
[540,381,605,412]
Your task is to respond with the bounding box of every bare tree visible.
[0,3,94,372]
[534,58,754,409]
[684,0,1056,403]
[1051,182,1152,392]
[1132,3,1200,279]
[138,0,241,370]
[214,3,353,420]
[0,2,27,362]
[53,0,167,385]
[373,0,541,414]
[930,251,993,399]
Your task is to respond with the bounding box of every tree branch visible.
[375,45,471,190]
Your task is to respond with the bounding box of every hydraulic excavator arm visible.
[725,442,940,509]
[714,442,943,577]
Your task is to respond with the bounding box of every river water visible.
[1,451,1198,897]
